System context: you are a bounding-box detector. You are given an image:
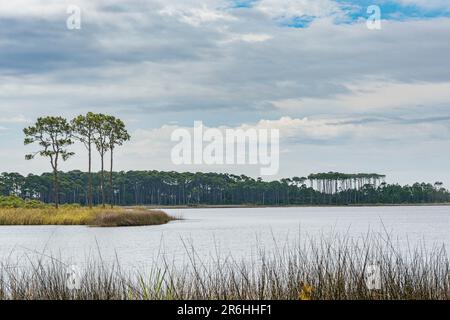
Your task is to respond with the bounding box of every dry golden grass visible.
[90,209,174,227]
[0,206,176,227]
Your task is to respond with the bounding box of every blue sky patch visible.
[230,0,258,9]
[230,0,450,27]
[285,15,316,28]
[336,0,450,22]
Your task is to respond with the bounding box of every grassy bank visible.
[0,206,177,227]
[0,235,448,300]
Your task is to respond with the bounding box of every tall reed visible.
[0,234,447,300]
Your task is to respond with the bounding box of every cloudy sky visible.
[0,0,449,185]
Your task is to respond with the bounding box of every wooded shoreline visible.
[2,170,449,207]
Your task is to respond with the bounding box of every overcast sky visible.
[0,0,449,186]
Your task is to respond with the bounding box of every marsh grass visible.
[90,209,174,227]
[0,206,176,227]
[0,234,448,300]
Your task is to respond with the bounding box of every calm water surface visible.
[0,206,448,270]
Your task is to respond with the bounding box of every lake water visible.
[0,206,448,271]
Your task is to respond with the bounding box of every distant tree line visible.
[23,114,130,208]
[1,171,449,206]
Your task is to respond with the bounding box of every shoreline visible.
[1,203,448,227]
[144,203,450,209]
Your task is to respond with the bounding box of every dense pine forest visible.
[1,171,449,206]
[14,114,450,208]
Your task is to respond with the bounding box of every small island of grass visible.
[0,196,177,227]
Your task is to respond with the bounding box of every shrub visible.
[0,196,92,209]
[0,196,47,208]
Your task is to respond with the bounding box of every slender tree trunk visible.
[109,147,114,209]
[88,138,93,208]
[101,154,105,208]
[53,169,59,209]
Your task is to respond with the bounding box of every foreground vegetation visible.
[0,235,447,300]
[1,171,449,207]
[0,196,175,227]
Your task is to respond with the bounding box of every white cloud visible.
[100,115,450,183]
[273,81,450,112]
[159,3,236,26]
[243,116,450,144]
[124,114,450,158]
[221,32,273,43]
[1,1,450,184]
[0,1,68,17]
[0,115,30,123]
[254,0,341,20]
